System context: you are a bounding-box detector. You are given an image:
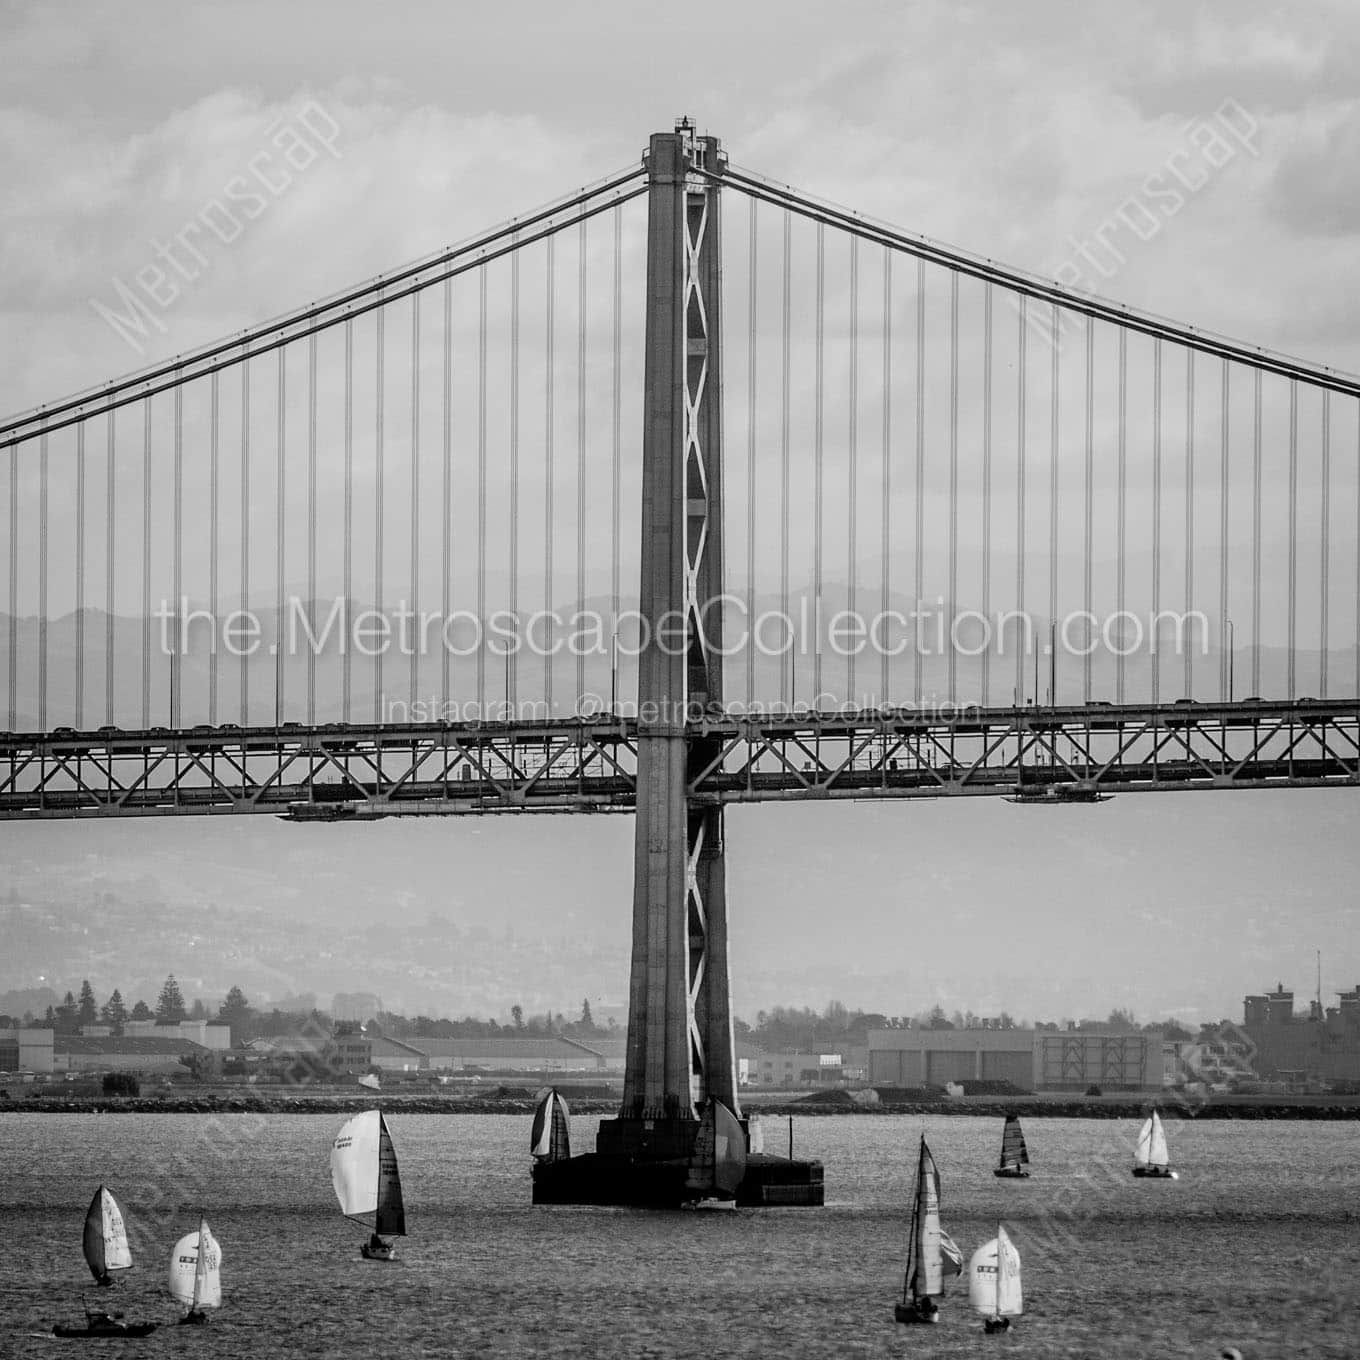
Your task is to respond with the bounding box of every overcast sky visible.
[1,0,1357,1022]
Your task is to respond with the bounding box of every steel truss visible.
[1,700,1354,819]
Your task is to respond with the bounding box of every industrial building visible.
[409,1036,608,1072]
[56,1035,209,1074]
[868,1027,1165,1093]
[0,1026,56,1074]
[752,1048,868,1087]
[1033,1031,1164,1092]
[119,1018,233,1051]
[1239,981,1360,1085]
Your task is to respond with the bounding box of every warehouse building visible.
[868,1026,1165,1092]
[0,1026,56,1074]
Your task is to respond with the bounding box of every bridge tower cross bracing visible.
[615,118,740,1137]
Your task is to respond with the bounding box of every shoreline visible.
[2,1094,1358,1119]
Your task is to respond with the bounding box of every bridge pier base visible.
[531,1118,824,1208]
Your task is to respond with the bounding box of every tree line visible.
[1,982,1198,1050]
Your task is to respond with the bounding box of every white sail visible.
[331,1109,406,1236]
[333,1109,381,1221]
[912,1140,943,1298]
[968,1228,1023,1317]
[530,1089,571,1161]
[168,1221,222,1312]
[996,1225,1022,1315]
[84,1186,132,1279]
[1135,1111,1170,1168]
[100,1189,133,1271]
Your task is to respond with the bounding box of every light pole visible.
[1226,618,1235,702]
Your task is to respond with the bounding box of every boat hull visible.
[361,1241,397,1260]
[894,1301,939,1325]
[1131,1166,1176,1179]
[53,1322,158,1339]
[983,1316,1013,1334]
[992,1167,1029,1179]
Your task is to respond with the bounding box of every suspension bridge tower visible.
[533,120,822,1206]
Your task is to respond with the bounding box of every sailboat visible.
[332,1109,406,1259]
[993,1114,1031,1179]
[1132,1108,1178,1179]
[895,1135,964,1324]
[684,1099,747,1200]
[167,1218,222,1325]
[530,1087,572,1163]
[969,1223,1023,1333]
[52,1189,156,1339]
[82,1186,133,1286]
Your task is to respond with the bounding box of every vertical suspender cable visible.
[915,259,926,703]
[141,400,151,729]
[1287,379,1298,699]
[1116,329,1127,704]
[576,217,587,709]
[1083,317,1094,702]
[106,412,116,726]
[441,281,452,711]
[275,348,286,725]
[1048,304,1059,705]
[508,243,519,709]
[172,379,183,728]
[411,292,423,710]
[76,422,85,728]
[209,373,219,724]
[746,197,758,708]
[1320,392,1330,697]
[307,332,318,723]
[375,297,387,722]
[6,440,14,728]
[780,213,791,702]
[1251,368,1262,696]
[1016,297,1027,704]
[981,283,993,707]
[947,270,959,704]
[882,250,893,707]
[612,207,623,710]
[544,238,555,713]
[240,353,250,723]
[1219,360,1229,700]
[848,234,859,703]
[343,320,354,721]
[477,268,487,712]
[1151,339,1162,706]
[1184,349,1194,700]
[39,429,49,729]
[813,221,825,700]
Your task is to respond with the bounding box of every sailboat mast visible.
[193,1217,206,1312]
[994,1221,1002,1320]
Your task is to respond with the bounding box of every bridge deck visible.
[0,700,1355,819]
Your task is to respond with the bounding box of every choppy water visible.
[1,1112,1357,1359]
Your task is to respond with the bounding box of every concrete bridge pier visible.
[532,120,821,1208]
